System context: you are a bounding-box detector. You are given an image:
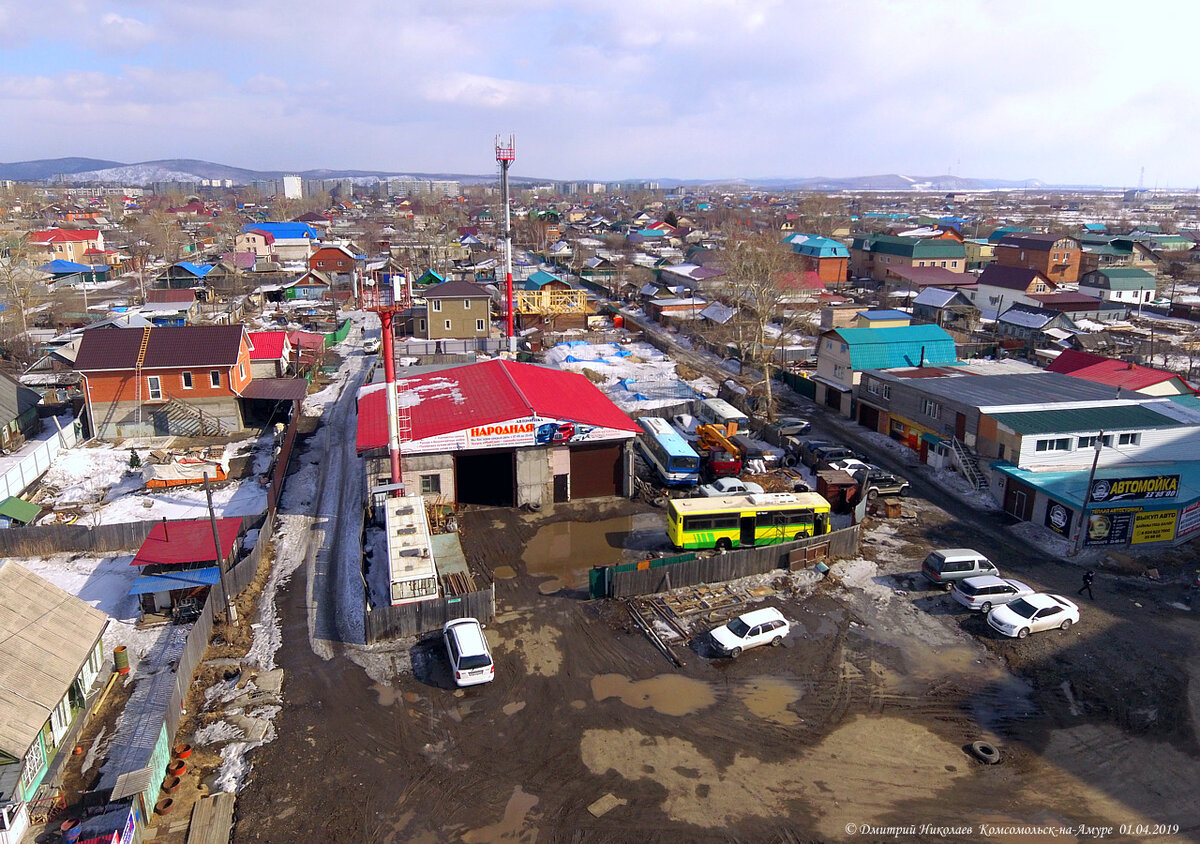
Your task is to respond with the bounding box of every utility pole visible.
[204,473,238,625]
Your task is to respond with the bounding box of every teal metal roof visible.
[989,404,1183,435]
[864,235,965,259]
[791,235,849,259]
[835,324,957,369]
[1083,267,1156,290]
[992,462,1200,509]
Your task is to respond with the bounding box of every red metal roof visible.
[75,325,246,371]
[356,359,638,452]
[132,518,242,566]
[30,229,99,243]
[1048,350,1194,392]
[248,331,288,360]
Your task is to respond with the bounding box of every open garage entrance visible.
[569,443,623,498]
[456,450,515,506]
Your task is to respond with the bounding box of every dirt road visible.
[233,480,1200,842]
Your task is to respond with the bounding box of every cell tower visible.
[496,135,516,352]
[362,267,413,489]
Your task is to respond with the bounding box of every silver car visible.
[951,575,1034,613]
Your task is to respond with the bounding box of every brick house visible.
[849,235,966,281]
[75,325,253,438]
[28,229,104,264]
[789,234,850,286]
[994,233,1082,283]
[409,280,493,341]
[308,244,360,286]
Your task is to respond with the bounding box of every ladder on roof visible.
[135,327,152,429]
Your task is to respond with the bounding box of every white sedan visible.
[987,593,1080,639]
[710,607,791,657]
[697,477,764,497]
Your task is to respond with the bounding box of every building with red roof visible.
[1046,350,1196,396]
[129,517,243,616]
[357,358,638,507]
[248,331,293,378]
[29,229,104,264]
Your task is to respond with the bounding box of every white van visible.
[696,398,749,433]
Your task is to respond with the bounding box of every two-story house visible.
[234,229,276,263]
[75,325,253,438]
[28,229,104,264]
[788,234,850,286]
[239,222,319,262]
[814,324,957,416]
[1078,267,1158,307]
[965,264,1058,320]
[409,281,494,341]
[849,234,966,281]
[994,233,1082,283]
[1078,235,1159,274]
[308,243,361,287]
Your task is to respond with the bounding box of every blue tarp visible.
[129,567,220,595]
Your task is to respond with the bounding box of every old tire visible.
[525,501,542,513]
[652,496,667,508]
[970,741,1001,765]
[782,454,798,468]
[868,489,879,501]
[715,538,733,553]
[1060,618,1073,631]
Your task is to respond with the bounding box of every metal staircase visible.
[949,437,988,491]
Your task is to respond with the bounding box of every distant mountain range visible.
[0,156,1091,191]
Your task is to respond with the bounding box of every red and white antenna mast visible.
[495,135,516,353]
[363,269,413,490]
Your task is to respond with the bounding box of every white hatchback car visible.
[710,607,790,657]
[951,575,1034,613]
[987,594,1080,639]
[443,617,495,687]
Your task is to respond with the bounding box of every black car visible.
[798,439,834,468]
[814,445,862,470]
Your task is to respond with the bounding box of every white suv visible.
[710,607,790,657]
[443,618,495,687]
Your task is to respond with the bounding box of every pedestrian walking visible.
[1077,569,1095,600]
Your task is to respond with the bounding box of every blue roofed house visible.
[157,261,215,291]
[814,324,958,416]
[36,259,109,286]
[239,222,320,262]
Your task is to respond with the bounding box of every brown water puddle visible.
[734,676,805,725]
[523,513,665,589]
[493,565,516,579]
[591,673,716,716]
[460,784,539,843]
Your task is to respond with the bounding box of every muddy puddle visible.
[523,512,667,591]
[592,673,716,716]
[733,676,806,725]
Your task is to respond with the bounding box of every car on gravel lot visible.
[951,575,1034,613]
[921,548,998,588]
[710,607,790,657]
[766,416,812,437]
[987,594,1080,639]
[825,460,910,499]
[697,477,765,497]
[443,617,495,687]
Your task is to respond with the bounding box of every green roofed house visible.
[814,324,957,416]
[849,234,966,281]
[1078,267,1158,307]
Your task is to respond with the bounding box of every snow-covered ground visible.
[544,340,717,410]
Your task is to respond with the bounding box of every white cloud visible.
[100,12,154,45]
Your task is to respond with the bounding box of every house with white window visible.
[0,562,109,839]
[405,280,493,341]
[1078,267,1158,307]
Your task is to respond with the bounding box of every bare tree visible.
[0,232,48,355]
[711,225,815,419]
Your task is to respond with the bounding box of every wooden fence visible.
[364,583,496,644]
[594,525,860,599]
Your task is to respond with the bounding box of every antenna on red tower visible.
[362,268,413,491]
[496,135,516,353]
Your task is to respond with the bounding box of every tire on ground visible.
[970,741,1001,764]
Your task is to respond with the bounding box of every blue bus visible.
[636,416,701,487]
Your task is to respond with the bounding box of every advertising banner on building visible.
[401,416,632,455]
[1178,501,1200,537]
[1084,506,1139,546]
[1131,509,1178,544]
[1089,474,1180,503]
[1044,500,1073,537]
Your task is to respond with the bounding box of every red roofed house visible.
[28,229,104,264]
[1046,350,1197,396]
[356,358,639,508]
[75,325,253,438]
[234,229,276,262]
[248,330,293,378]
[308,243,360,287]
[129,517,243,617]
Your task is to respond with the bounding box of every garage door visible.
[569,443,623,498]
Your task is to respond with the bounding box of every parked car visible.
[862,467,910,499]
[766,416,812,437]
[827,458,870,473]
[814,446,863,471]
[951,576,1034,613]
[698,477,765,497]
[987,594,1080,639]
[710,607,790,657]
[362,336,381,354]
[443,617,495,687]
[921,548,998,588]
[799,440,835,467]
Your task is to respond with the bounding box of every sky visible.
[2,0,1199,186]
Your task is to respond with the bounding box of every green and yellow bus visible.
[667,492,832,551]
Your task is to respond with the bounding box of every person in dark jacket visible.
[1077,569,1095,599]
